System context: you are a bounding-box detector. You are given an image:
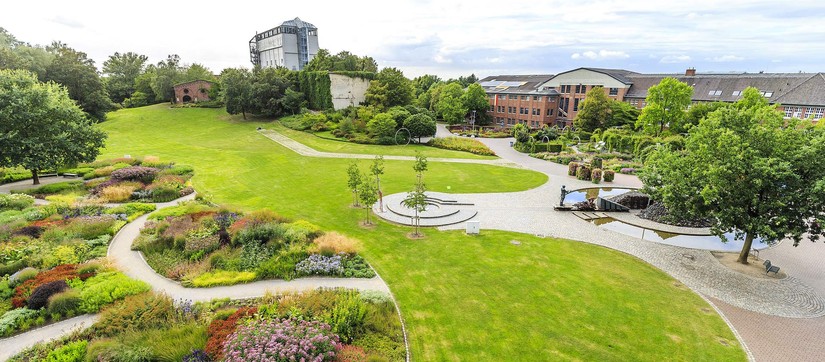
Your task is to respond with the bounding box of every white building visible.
[249,18,319,70]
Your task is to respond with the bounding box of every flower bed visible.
[12,156,195,204]
[132,203,375,287]
[426,137,496,156]
[0,263,148,337]
[10,289,406,362]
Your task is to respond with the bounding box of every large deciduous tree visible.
[574,86,612,132]
[0,69,106,184]
[403,113,436,143]
[220,68,253,119]
[304,49,377,72]
[462,83,490,125]
[639,87,825,263]
[102,51,148,104]
[43,42,114,122]
[636,77,693,136]
[436,83,467,125]
[365,67,413,110]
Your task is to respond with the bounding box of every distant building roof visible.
[173,79,214,87]
[479,74,556,95]
[623,72,824,105]
[281,17,316,29]
[552,67,639,85]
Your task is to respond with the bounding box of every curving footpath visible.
[0,178,393,360]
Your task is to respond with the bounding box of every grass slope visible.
[97,104,745,361]
[271,123,496,159]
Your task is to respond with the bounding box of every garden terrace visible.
[87,104,747,360]
[10,289,405,361]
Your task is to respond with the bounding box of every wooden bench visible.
[39,172,58,178]
[62,173,79,178]
[763,260,780,275]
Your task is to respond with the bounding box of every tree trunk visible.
[242,110,247,120]
[737,232,755,264]
[31,169,40,185]
[365,206,370,225]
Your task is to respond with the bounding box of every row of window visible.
[559,85,619,96]
[490,94,548,101]
[494,117,544,127]
[491,106,554,116]
[784,106,825,119]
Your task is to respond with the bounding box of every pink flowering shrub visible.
[223,318,340,362]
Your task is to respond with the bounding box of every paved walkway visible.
[0,314,98,361]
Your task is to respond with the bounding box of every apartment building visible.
[479,75,559,129]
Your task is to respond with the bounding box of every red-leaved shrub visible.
[205,307,257,360]
[12,264,93,308]
[27,280,68,309]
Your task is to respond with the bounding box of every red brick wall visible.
[174,80,213,103]
[487,93,559,128]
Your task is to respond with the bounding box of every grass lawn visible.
[271,123,497,160]
[97,104,745,361]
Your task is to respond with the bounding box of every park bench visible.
[62,173,79,178]
[763,260,780,276]
[39,172,58,178]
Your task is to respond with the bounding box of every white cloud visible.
[571,50,630,60]
[433,53,452,64]
[660,55,691,63]
[50,15,83,29]
[710,55,745,62]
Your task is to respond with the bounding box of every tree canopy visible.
[574,86,612,132]
[636,77,693,136]
[436,83,467,125]
[102,52,148,104]
[0,69,106,184]
[639,87,825,263]
[404,113,436,143]
[462,83,490,125]
[365,67,414,110]
[304,49,377,72]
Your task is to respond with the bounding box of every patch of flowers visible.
[223,318,340,362]
[296,254,344,276]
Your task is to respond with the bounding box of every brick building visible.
[479,75,559,129]
[173,80,213,104]
[484,67,825,128]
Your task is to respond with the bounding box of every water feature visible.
[563,187,634,205]
[592,217,772,252]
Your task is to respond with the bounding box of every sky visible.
[3,0,825,79]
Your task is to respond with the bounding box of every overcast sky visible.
[3,0,825,79]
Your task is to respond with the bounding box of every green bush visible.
[591,168,603,184]
[0,307,40,337]
[190,270,256,287]
[568,162,579,176]
[342,255,376,278]
[77,272,151,313]
[10,267,38,286]
[576,164,592,181]
[284,220,321,243]
[103,203,157,221]
[0,167,32,184]
[427,137,496,156]
[47,289,82,317]
[16,181,84,196]
[160,164,194,176]
[88,323,207,362]
[43,339,87,362]
[94,293,176,337]
[603,170,615,182]
[256,245,308,280]
[148,202,215,220]
[0,194,35,211]
[327,293,367,343]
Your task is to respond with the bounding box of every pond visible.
[563,187,635,205]
[592,217,772,252]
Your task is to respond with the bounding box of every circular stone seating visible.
[373,192,478,227]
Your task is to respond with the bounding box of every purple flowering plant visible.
[295,254,343,276]
[223,318,340,362]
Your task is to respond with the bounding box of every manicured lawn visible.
[271,123,497,159]
[97,104,745,361]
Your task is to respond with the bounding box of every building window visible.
[499,95,506,100]
[732,90,742,96]
[762,91,774,97]
[806,107,824,120]
[508,94,517,100]
[561,85,570,93]
[609,88,618,96]
[573,98,580,111]
[547,109,553,116]
[533,96,540,101]
[575,85,581,93]
[784,106,802,118]
[708,90,722,96]
[489,105,494,112]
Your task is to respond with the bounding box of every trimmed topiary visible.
[603,170,615,182]
[591,168,603,184]
[568,162,580,176]
[576,164,592,181]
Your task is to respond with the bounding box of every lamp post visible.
[471,110,477,134]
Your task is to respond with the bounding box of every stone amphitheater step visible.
[385,203,461,219]
[375,209,478,227]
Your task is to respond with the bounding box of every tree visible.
[346,161,364,207]
[512,123,530,143]
[686,101,726,129]
[639,87,825,264]
[370,155,385,212]
[151,54,182,103]
[365,67,413,109]
[403,152,429,236]
[636,77,693,136]
[436,83,467,125]
[250,67,292,117]
[183,63,215,82]
[412,74,441,96]
[220,68,253,119]
[0,69,106,184]
[280,87,305,115]
[102,51,148,104]
[43,42,114,121]
[359,179,378,225]
[403,113,436,143]
[462,83,490,125]
[304,49,377,72]
[607,100,641,128]
[574,87,612,132]
[367,113,397,142]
